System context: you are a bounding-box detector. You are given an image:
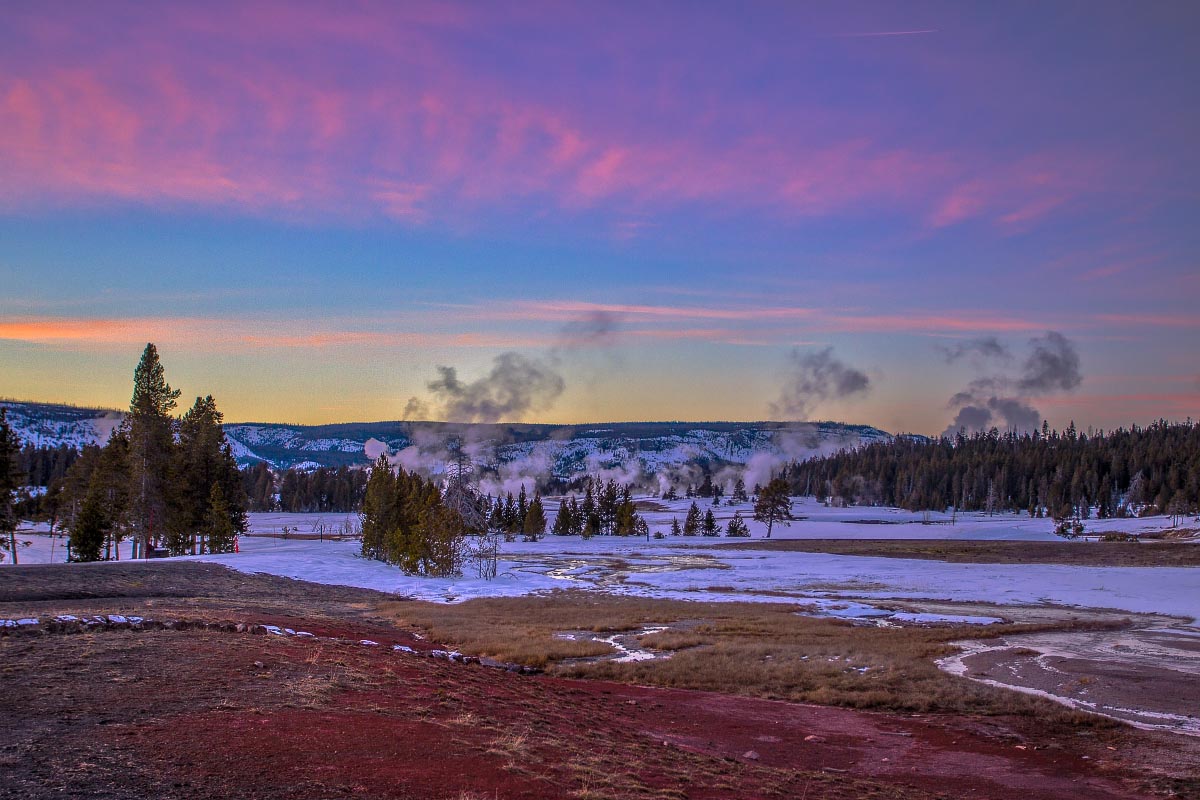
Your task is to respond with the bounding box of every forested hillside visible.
[785,420,1200,519]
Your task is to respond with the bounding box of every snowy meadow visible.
[16,497,1195,624]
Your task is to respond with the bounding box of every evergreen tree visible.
[551,496,574,535]
[242,462,276,511]
[125,343,180,557]
[206,482,237,553]
[670,516,682,536]
[168,395,245,555]
[725,512,750,537]
[599,480,620,534]
[57,444,102,537]
[753,477,794,538]
[488,495,506,531]
[502,493,519,539]
[389,465,432,568]
[682,502,701,536]
[0,409,22,563]
[581,482,599,538]
[732,477,749,504]
[93,431,131,559]
[70,479,108,562]
[615,497,637,536]
[701,508,719,536]
[523,489,547,540]
[360,455,395,560]
[517,484,529,529]
[412,505,465,577]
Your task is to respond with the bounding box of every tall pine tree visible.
[360,454,396,560]
[168,395,246,554]
[0,409,22,563]
[753,477,794,538]
[125,343,180,557]
[523,489,547,540]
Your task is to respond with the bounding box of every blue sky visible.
[1,1,1197,432]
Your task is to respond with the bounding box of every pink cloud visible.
[928,183,987,228]
[817,312,1040,334]
[490,300,1044,335]
[1038,392,1200,417]
[0,316,548,351]
[504,301,820,322]
[1094,313,1200,329]
[0,5,1125,233]
[0,4,1104,231]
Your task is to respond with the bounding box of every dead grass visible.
[381,590,1121,727]
[636,630,710,651]
[382,594,695,667]
[720,538,1200,566]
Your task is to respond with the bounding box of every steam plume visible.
[943,331,1082,436]
[770,347,870,421]
[409,351,565,424]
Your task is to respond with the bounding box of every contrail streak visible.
[837,29,938,38]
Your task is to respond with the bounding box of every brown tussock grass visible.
[381,590,1121,727]
[721,538,1200,567]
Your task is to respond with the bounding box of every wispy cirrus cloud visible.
[1093,313,1200,329]
[0,3,1114,235]
[835,29,937,38]
[488,300,1044,335]
[0,316,547,351]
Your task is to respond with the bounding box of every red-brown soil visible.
[1,563,1194,799]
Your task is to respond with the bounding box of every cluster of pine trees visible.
[662,476,791,539]
[667,505,754,537]
[486,484,546,541]
[0,443,87,522]
[240,462,369,513]
[551,477,647,537]
[785,420,1200,520]
[359,455,469,576]
[0,409,20,561]
[52,345,248,560]
[16,443,81,490]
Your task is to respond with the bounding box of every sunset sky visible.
[2,1,1197,433]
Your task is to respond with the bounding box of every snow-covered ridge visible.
[2,401,891,477]
[0,401,124,450]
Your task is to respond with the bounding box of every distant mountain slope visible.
[0,401,891,486]
[0,400,124,450]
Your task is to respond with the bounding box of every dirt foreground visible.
[1,562,1196,799]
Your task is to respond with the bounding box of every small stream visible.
[510,551,728,589]
[938,624,1200,736]
[555,625,674,666]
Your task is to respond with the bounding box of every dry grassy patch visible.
[720,538,1200,566]
[636,629,710,651]
[381,593,699,667]
[382,591,1120,726]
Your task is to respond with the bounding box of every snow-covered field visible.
[7,500,1198,626]
[630,497,1190,542]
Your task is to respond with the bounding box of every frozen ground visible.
[7,501,1196,626]
[630,496,1196,542]
[165,530,1198,624]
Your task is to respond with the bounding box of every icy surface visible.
[9,502,1197,627]
[166,505,1200,625]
